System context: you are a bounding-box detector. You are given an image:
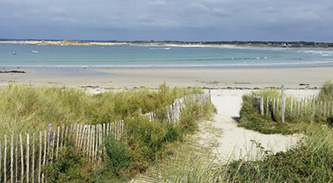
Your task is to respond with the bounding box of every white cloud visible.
[1,0,333,41]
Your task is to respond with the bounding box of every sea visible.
[1,43,333,76]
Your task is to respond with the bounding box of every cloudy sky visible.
[1,0,333,42]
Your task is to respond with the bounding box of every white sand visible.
[1,67,332,89]
[197,89,312,163]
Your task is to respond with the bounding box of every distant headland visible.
[1,39,333,48]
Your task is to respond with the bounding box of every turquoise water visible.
[1,43,333,68]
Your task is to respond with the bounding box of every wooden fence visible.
[254,94,333,123]
[0,92,211,182]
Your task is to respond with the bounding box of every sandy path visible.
[199,90,301,163]
[130,89,310,182]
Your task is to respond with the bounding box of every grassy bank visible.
[238,81,333,134]
[0,83,200,135]
[155,81,333,182]
[156,117,332,182]
[0,83,216,182]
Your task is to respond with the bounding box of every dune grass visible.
[156,122,333,183]
[0,83,216,182]
[238,80,333,134]
[155,81,333,182]
[0,83,198,135]
[318,79,333,101]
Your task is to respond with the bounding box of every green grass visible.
[224,124,333,182]
[0,83,198,135]
[157,123,333,183]
[318,79,333,101]
[0,83,216,182]
[238,91,306,134]
[155,81,333,182]
[238,80,333,134]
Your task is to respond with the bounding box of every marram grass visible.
[156,123,333,183]
[0,83,198,135]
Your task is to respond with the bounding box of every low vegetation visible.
[0,83,216,182]
[238,80,333,134]
[0,83,200,135]
[156,80,333,182]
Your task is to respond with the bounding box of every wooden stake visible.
[95,125,98,160]
[42,131,47,183]
[281,85,285,123]
[39,131,42,183]
[20,134,23,183]
[15,134,18,183]
[60,124,65,149]
[56,127,60,159]
[27,134,30,183]
[11,135,14,183]
[266,96,269,116]
[92,125,96,160]
[86,125,91,157]
[5,135,7,183]
[259,97,264,115]
[273,98,276,116]
[32,133,35,183]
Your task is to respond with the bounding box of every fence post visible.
[26,134,29,183]
[11,135,14,183]
[32,133,35,183]
[281,85,285,123]
[38,131,42,183]
[15,134,18,183]
[4,135,7,183]
[56,127,60,159]
[260,97,264,115]
[273,98,276,116]
[20,134,23,183]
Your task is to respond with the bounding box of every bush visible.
[45,147,95,183]
[164,124,183,142]
[104,136,133,176]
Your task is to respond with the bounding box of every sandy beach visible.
[1,66,331,181]
[0,67,332,89]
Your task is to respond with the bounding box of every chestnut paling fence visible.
[253,94,333,123]
[0,92,211,183]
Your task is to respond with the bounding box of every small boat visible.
[12,52,17,55]
[32,50,39,53]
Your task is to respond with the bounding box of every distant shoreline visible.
[1,40,332,49]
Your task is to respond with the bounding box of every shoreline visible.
[0,67,332,89]
[1,40,333,49]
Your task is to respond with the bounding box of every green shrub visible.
[45,147,95,183]
[126,116,167,161]
[164,124,183,142]
[179,99,216,134]
[104,136,133,176]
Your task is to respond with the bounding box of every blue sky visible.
[1,0,332,42]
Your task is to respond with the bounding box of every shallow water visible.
[1,43,333,69]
